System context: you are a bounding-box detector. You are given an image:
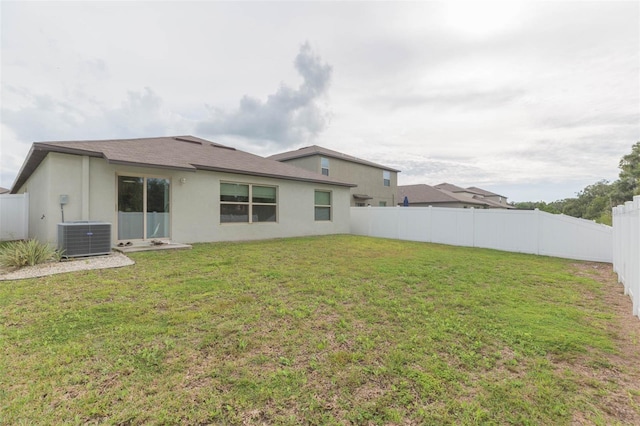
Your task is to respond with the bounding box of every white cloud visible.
[197,43,332,148]
[0,1,638,202]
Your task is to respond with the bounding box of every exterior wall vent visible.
[58,221,111,257]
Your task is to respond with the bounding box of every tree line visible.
[514,142,640,225]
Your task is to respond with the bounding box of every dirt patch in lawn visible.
[569,262,640,424]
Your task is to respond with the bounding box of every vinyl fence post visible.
[24,192,30,240]
[534,208,541,256]
[634,196,640,317]
[471,207,475,248]
[428,205,433,244]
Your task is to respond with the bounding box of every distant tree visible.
[514,142,638,226]
[558,180,614,225]
[616,141,640,200]
[513,201,560,214]
[513,201,536,210]
[547,200,567,213]
[560,197,585,218]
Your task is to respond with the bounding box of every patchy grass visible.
[1,235,639,425]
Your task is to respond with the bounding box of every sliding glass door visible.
[146,178,170,239]
[118,176,170,241]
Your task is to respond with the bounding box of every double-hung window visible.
[220,183,277,223]
[321,157,329,176]
[314,190,331,221]
[383,170,391,187]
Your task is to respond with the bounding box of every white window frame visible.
[220,182,278,224]
[321,157,330,176]
[383,170,391,187]
[314,190,332,221]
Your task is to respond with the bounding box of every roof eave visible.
[35,142,105,158]
[106,159,197,172]
[10,145,39,193]
[9,143,98,193]
[193,164,357,187]
[274,151,401,173]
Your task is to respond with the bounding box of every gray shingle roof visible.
[466,186,505,198]
[399,183,513,208]
[0,187,10,194]
[436,183,506,199]
[434,182,470,193]
[398,184,463,204]
[11,136,356,193]
[268,145,401,172]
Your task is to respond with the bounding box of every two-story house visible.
[269,145,400,207]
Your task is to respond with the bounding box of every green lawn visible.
[1,235,639,425]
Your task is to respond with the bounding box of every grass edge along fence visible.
[613,195,640,317]
[350,206,612,263]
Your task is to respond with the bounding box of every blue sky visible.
[1,1,638,202]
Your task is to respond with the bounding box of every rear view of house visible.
[10,136,356,247]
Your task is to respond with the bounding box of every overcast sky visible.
[1,1,638,202]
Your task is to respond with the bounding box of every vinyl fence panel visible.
[350,206,612,263]
[0,193,29,241]
[473,209,539,254]
[613,196,640,316]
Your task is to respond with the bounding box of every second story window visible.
[321,157,329,176]
[383,170,391,187]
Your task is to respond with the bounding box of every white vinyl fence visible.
[0,193,29,241]
[351,206,613,263]
[613,196,640,316]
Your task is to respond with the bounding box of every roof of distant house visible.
[433,182,468,193]
[268,145,401,172]
[0,187,10,194]
[11,136,356,193]
[399,184,461,204]
[435,182,506,199]
[466,186,505,198]
[400,184,490,207]
[399,183,514,208]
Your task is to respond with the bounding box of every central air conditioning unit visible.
[58,221,112,258]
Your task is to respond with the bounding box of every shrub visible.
[0,239,63,268]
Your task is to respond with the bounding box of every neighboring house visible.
[11,136,356,246]
[465,186,512,207]
[268,145,400,207]
[0,187,9,194]
[399,182,514,209]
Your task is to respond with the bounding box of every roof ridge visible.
[269,145,401,172]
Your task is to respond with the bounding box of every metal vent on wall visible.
[58,222,112,257]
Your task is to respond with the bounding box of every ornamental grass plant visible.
[0,239,62,268]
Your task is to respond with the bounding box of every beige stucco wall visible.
[17,153,89,243]
[283,156,319,173]
[484,194,509,205]
[19,152,351,245]
[280,156,398,207]
[17,154,52,243]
